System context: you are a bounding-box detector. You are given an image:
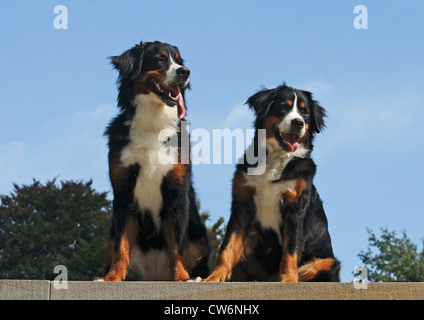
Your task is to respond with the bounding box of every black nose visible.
[176,67,190,80]
[291,118,304,130]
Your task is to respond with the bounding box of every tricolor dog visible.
[206,84,340,282]
[102,41,210,281]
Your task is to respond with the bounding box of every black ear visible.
[245,87,277,116]
[304,91,326,133]
[110,42,145,86]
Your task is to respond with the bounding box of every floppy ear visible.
[245,88,277,116]
[110,42,145,86]
[304,91,326,133]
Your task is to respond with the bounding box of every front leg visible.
[279,217,301,283]
[205,231,247,282]
[279,178,308,282]
[205,171,255,282]
[103,160,139,281]
[279,220,300,282]
[103,212,136,281]
[162,218,191,281]
[161,163,192,281]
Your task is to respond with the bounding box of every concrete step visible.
[1,280,423,300]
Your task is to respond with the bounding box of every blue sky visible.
[1,1,423,282]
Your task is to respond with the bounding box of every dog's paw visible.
[204,272,227,282]
[93,277,105,282]
[186,277,203,283]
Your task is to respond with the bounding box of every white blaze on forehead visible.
[278,91,305,135]
[165,55,184,85]
[291,91,300,119]
[168,55,182,73]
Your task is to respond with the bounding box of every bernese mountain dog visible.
[206,84,340,282]
[101,41,210,281]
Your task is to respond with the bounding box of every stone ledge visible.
[0,280,51,300]
[0,280,423,300]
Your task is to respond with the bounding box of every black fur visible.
[207,84,340,282]
[102,41,209,281]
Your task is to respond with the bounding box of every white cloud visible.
[47,102,115,193]
[302,79,333,98]
[0,141,30,193]
[0,103,117,196]
[222,104,254,129]
[313,87,424,164]
[73,102,116,121]
[0,141,25,165]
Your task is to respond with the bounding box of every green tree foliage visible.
[0,179,111,280]
[0,179,226,280]
[198,200,226,271]
[358,228,424,282]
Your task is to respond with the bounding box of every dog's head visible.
[246,84,326,153]
[111,41,190,119]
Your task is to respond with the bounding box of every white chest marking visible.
[246,174,296,245]
[120,94,179,229]
[244,145,308,245]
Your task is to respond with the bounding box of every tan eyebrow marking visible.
[286,100,293,107]
[161,51,169,57]
[175,53,180,60]
[300,102,305,108]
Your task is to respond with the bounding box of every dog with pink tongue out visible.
[101,41,210,282]
[205,84,340,283]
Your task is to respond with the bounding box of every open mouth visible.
[273,125,300,152]
[148,77,186,119]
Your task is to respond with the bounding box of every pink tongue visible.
[287,142,300,152]
[177,94,185,119]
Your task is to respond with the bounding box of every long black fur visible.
[102,41,209,281]
[208,84,340,282]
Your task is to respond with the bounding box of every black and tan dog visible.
[206,84,340,282]
[101,41,209,281]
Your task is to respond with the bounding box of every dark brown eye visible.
[298,101,308,114]
[158,55,167,63]
[300,108,309,116]
[173,53,184,65]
